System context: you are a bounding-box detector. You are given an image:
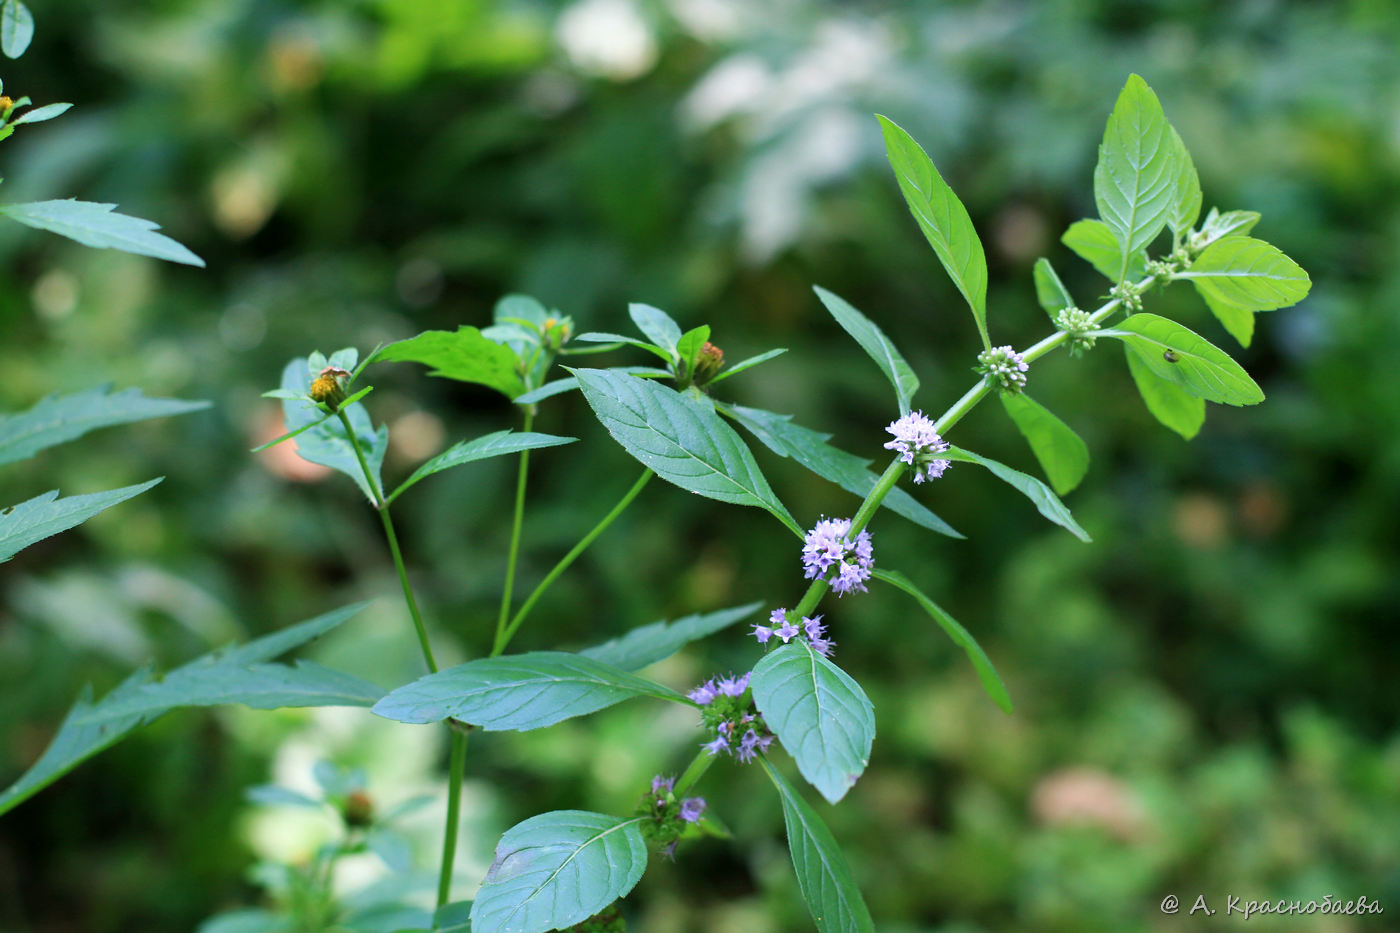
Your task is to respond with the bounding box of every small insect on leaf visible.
[1163,349,1180,363]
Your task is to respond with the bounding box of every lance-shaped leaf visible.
[812,286,919,415]
[1166,125,1202,237]
[371,327,525,400]
[1098,313,1263,406]
[1093,74,1177,279]
[752,641,875,804]
[279,359,387,502]
[581,602,763,671]
[570,368,799,533]
[1033,258,1075,317]
[876,114,989,347]
[720,403,961,539]
[10,102,72,125]
[707,347,788,385]
[1062,219,1148,282]
[1124,347,1204,439]
[628,303,683,362]
[372,651,689,729]
[0,603,367,815]
[873,569,1012,713]
[0,199,204,266]
[1,479,161,562]
[512,367,670,405]
[999,394,1090,495]
[1,0,33,58]
[1194,207,1261,250]
[760,758,875,933]
[943,447,1091,541]
[1176,236,1311,312]
[387,430,576,504]
[0,385,208,466]
[472,811,646,933]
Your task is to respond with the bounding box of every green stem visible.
[337,410,438,673]
[437,730,468,907]
[493,410,535,651]
[673,746,716,796]
[492,468,653,657]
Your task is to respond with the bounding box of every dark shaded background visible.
[1,1,1396,931]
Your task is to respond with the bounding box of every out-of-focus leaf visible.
[0,385,208,466]
[387,430,576,504]
[1,0,33,58]
[0,479,161,562]
[813,285,919,415]
[10,102,71,125]
[0,199,204,265]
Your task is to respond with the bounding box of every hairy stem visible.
[492,468,654,657]
[493,410,535,651]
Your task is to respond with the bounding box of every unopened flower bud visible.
[309,366,351,410]
[0,96,12,114]
[342,790,373,828]
[692,341,725,386]
[976,346,1029,392]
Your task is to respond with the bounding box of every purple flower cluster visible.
[801,517,874,596]
[688,672,775,764]
[753,608,835,657]
[977,345,1029,391]
[640,773,707,858]
[686,671,749,705]
[883,410,953,484]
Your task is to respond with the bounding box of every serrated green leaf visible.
[1124,346,1204,439]
[279,359,387,502]
[720,403,962,539]
[10,102,71,125]
[1099,313,1263,406]
[943,447,1091,541]
[752,641,875,804]
[999,394,1090,495]
[0,199,204,265]
[0,385,208,466]
[812,286,919,415]
[876,114,989,347]
[676,324,710,378]
[571,368,799,533]
[1195,208,1261,249]
[628,303,683,362]
[1166,125,1202,237]
[0,0,33,58]
[1062,219,1148,282]
[371,652,688,729]
[0,603,367,815]
[872,569,1012,713]
[370,328,525,400]
[387,431,576,504]
[580,602,762,671]
[759,759,875,933]
[471,811,646,933]
[707,347,787,384]
[1177,236,1311,312]
[1093,74,1177,279]
[1032,257,1074,317]
[0,479,161,562]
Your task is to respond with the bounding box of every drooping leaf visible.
[580,602,763,671]
[387,431,576,504]
[999,393,1090,495]
[570,368,799,533]
[1032,257,1075,317]
[628,303,683,362]
[371,651,688,730]
[1092,74,1177,280]
[720,403,962,539]
[1176,236,1311,312]
[0,385,208,466]
[1062,219,1147,282]
[876,114,989,347]
[1194,207,1261,250]
[812,286,919,415]
[873,569,1012,713]
[0,0,33,58]
[370,328,525,400]
[470,811,646,933]
[1165,124,1202,237]
[0,199,204,266]
[10,102,71,125]
[759,758,875,933]
[943,447,1091,541]
[1124,347,1205,439]
[0,603,367,815]
[0,479,161,562]
[675,325,711,378]
[279,359,387,502]
[707,347,788,384]
[1099,313,1263,406]
[752,641,875,804]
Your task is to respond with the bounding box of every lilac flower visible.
[921,458,951,483]
[702,734,730,756]
[801,615,826,640]
[802,517,874,596]
[808,634,836,658]
[751,623,773,645]
[651,774,674,795]
[715,672,750,697]
[679,797,707,823]
[774,618,801,642]
[687,680,718,705]
[977,345,1029,391]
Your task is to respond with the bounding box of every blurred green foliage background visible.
[1,1,1397,931]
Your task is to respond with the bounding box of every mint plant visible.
[1,73,1309,933]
